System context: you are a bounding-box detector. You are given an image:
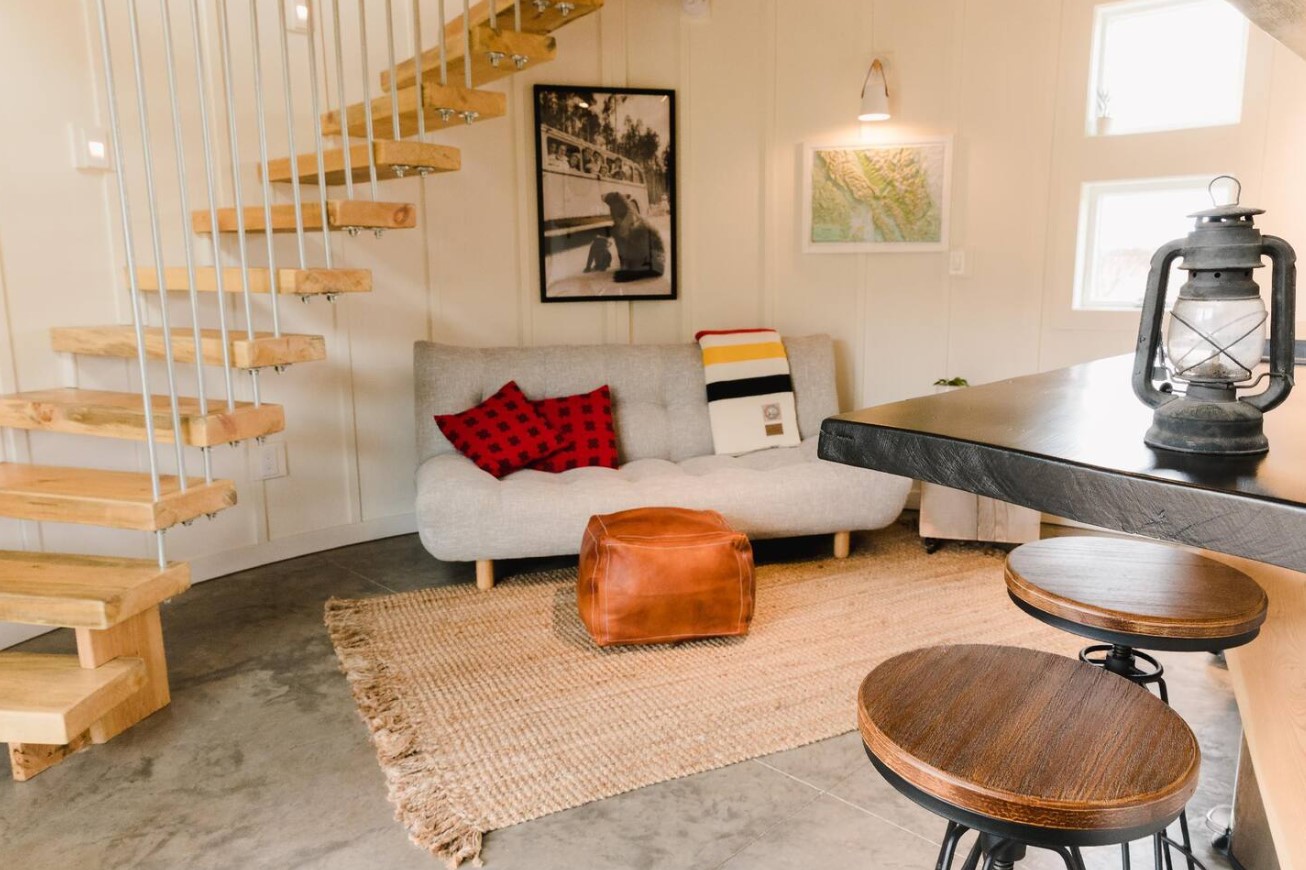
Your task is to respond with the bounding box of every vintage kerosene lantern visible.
[1132,177,1297,455]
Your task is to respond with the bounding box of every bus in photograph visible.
[539,125,649,238]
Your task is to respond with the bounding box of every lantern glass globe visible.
[1166,296,1267,384]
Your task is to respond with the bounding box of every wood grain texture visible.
[858,644,1199,835]
[0,463,236,531]
[1005,537,1268,642]
[262,140,460,186]
[0,388,284,446]
[51,326,326,369]
[0,653,144,744]
[819,355,1306,573]
[131,266,372,296]
[382,25,556,92]
[1224,1,1306,60]
[320,82,507,138]
[0,551,188,630]
[1214,554,1305,870]
[190,201,416,234]
[8,732,89,781]
[76,607,170,744]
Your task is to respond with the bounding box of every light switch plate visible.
[71,125,112,172]
[948,249,967,277]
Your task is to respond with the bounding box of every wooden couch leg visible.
[833,531,851,559]
[476,560,495,590]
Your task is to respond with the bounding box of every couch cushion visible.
[415,436,912,561]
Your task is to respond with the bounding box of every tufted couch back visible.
[414,335,840,465]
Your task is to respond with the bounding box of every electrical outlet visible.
[251,441,288,481]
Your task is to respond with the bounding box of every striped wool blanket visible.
[695,328,802,455]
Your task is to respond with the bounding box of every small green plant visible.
[933,377,970,388]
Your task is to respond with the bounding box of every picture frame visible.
[533,84,678,302]
[801,137,953,254]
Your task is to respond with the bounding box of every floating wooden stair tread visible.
[0,463,236,531]
[0,551,189,630]
[0,653,145,745]
[0,389,284,447]
[321,82,506,138]
[440,0,603,40]
[382,25,555,92]
[191,201,416,234]
[262,140,460,185]
[51,326,326,370]
[131,266,371,296]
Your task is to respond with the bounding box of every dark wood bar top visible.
[820,354,1306,573]
[819,353,1305,870]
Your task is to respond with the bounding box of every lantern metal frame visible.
[1131,179,1297,455]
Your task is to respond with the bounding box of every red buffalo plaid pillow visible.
[434,381,565,478]
[528,385,619,472]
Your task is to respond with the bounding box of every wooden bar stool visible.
[1005,536,1268,869]
[858,645,1200,869]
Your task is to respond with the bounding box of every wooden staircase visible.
[4,0,602,782]
[0,553,189,780]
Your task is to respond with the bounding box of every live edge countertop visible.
[819,354,1305,870]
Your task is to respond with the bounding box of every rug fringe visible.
[325,597,486,868]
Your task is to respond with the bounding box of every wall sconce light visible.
[859,58,891,122]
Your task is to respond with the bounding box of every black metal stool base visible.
[1075,642,1207,870]
[934,820,1084,870]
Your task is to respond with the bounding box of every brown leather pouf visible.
[578,507,755,647]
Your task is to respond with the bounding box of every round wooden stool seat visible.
[858,645,1199,847]
[1005,537,1268,651]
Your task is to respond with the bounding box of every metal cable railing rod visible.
[412,0,428,141]
[158,0,213,483]
[357,0,381,205]
[249,0,283,337]
[304,0,335,270]
[127,0,190,489]
[463,0,473,90]
[437,0,448,87]
[93,0,164,507]
[216,0,261,406]
[330,0,356,202]
[384,0,402,146]
[276,0,308,270]
[188,0,237,409]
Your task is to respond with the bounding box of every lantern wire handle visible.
[1209,175,1242,208]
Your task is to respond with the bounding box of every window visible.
[1088,0,1248,137]
[1073,177,1214,311]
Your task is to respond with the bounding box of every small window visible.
[1088,0,1248,137]
[1073,177,1213,311]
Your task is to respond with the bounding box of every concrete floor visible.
[0,531,1242,870]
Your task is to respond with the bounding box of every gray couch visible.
[414,335,910,587]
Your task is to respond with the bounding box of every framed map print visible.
[802,138,952,253]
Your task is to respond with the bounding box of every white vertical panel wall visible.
[1,0,1305,649]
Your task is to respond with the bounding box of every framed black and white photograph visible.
[533,84,677,302]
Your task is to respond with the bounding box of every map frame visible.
[801,137,952,254]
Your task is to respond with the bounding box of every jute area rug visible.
[324,525,1081,867]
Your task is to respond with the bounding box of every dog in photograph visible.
[602,192,666,282]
